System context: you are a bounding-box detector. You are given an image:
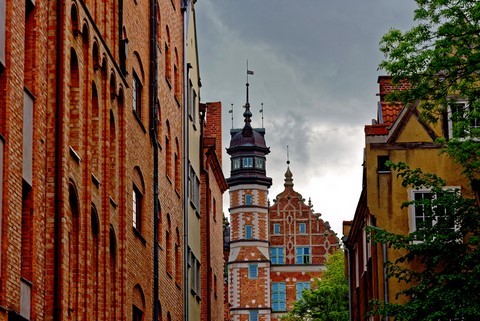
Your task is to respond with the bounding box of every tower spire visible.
[285,146,293,187]
[243,61,254,134]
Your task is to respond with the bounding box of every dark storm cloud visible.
[196,0,416,234]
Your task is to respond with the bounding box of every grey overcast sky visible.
[196,0,416,236]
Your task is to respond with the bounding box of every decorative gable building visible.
[226,83,339,321]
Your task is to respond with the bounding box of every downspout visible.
[383,244,389,321]
[149,0,160,320]
[181,1,190,321]
[54,0,66,320]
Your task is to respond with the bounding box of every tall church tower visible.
[227,81,272,321]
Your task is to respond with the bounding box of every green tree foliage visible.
[282,250,348,321]
[379,0,480,177]
[368,162,480,321]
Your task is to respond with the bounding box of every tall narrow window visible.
[273,223,280,234]
[132,72,142,119]
[132,184,142,232]
[270,247,284,264]
[166,215,172,274]
[245,194,253,206]
[299,222,307,234]
[245,225,253,239]
[175,229,181,284]
[248,264,258,279]
[271,282,286,311]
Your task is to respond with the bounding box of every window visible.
[273,223,280,234]
[410,188,457,236]
[245,194,253,205]
[242,157,253,168]
[296,247,310,264]
[132,72,142,119]
[255,157,265,169]
[132,185,142,232]
[188,80,193,118]
[449,100,480,139]
[299,222,306,234]
[377,155,390,173]
[248,264,258,279]
[189,249,201,296]
[249,310,258,321]
[245,225,253,239]
[296,282,310,300]
[232,158,241,170]
[270,247,284,264]
[132,305,143,321]
[271,282,286,311]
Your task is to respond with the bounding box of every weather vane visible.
[229,103,234,129]
[260,103,264,128]
[287,145,290,165]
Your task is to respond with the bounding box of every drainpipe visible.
[182,1,190,321]
[383,244,389,321]
[149,0,159,319]
[54,1,66,320]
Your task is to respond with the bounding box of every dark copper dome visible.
[229,128,267,149]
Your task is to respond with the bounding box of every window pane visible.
[273,223,280,234]
[248,264,258,279]
[245,194,252,205]
[245,225,253,239]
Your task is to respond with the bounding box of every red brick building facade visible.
[226,87,339,321]
[0,0,226,320]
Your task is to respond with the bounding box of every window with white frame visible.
[270,247,284,264]
[271,282,286,311]
[299,222,306,234]
[449,100,480,139]
[248,264,258,279]
[242,157,253,168]
[409,188,458,236]
[296,282,310,300]
[295,247,310,264]
[273,223,280,234]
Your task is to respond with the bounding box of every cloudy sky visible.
[195,0,416,236]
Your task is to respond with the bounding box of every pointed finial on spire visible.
[243,61,254,134]
[284,145,293,187]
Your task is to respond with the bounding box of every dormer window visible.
[242,157,253,168]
